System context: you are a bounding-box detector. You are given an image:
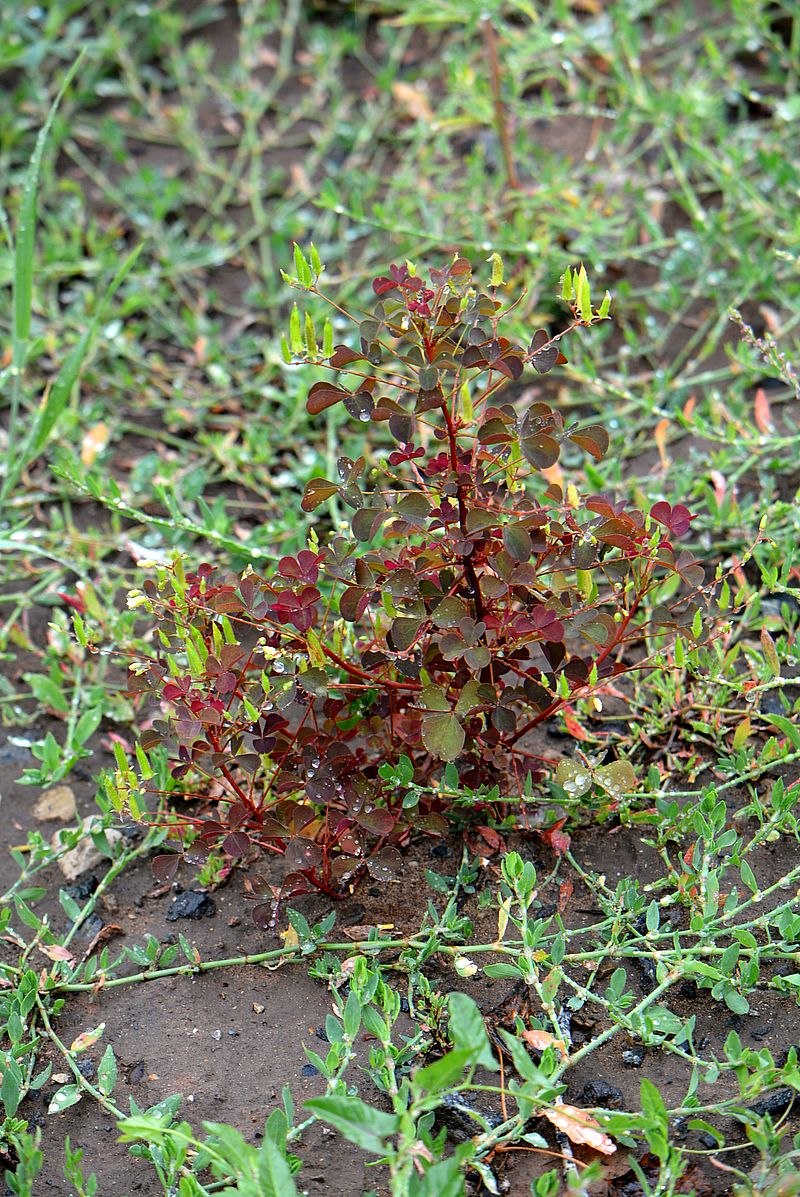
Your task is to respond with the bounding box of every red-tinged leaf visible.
[344,390,375,421]
[503,523,533,561]
[542,1105,616,1154]
[529,329,559,373]
[307,381,347,415]
[152,854,181,884]
[252,903,273,929]
[540,819,570,856]
[562,711,590,742]
[521,433,560,470]
[339,585,370,622]
[352,506,388,542]
[478,825,503,853]
[330,344,365,367]
[754,387,774,433]
[558,879,574,913]
[569,424,609,461]
[302,477,339,512]
[366,846,403,880]
[495,353,524,380]
[356,808,395,836]
[222,831,251,857]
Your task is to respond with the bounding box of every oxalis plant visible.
[108,250,713,910]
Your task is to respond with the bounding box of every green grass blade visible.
[3,244,143,500]
[11,52,84,370]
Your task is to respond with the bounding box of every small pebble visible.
[580,1079,623,1107]
[166,891,215,921]
[63,875,99,902]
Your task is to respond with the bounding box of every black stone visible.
[749,1088,793,1118]
[63,875,99,902]
[166,890,215,921]
[580,1080,623,1108]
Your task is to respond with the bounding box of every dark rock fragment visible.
[580,1079,623,1108]
[166,890,215,921]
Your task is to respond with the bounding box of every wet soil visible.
[4,721,800,1196]
[3,3,799,1195]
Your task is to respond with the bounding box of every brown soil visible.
[4,723,800,1195]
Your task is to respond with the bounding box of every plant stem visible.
[481,18,520,192]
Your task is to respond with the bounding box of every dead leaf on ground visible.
[40,944,76,964]
[343,923,394,940]
[81,422,110,466]
[542,1103,617,1154]
[79,923,124,964]
[520,1028,568,1056]
[391,80,434,122]
[33,785,77,823]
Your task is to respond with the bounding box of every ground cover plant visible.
[115,253,717,908]
[1,1,800,1195]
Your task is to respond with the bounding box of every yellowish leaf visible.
[81,422,109,466]
[70,1023,105,1054]
[654,418,670,470]
[391,81,434,123]
[542,1103,617,1154]
[40,944,75,964]
[520,1028,567,1056]
[280,925,300,949]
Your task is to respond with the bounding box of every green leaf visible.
[24,673,69,713]
[422,712,465,761]
[13,55,83,360]
[640,1078,667,1123]
[97,1044,117,1097]
[645,900,659,933]
[723,989,749,1015]
[48,1084,83,1115]
[766,713,800,750]
[75,707,102,746]
[255,1138,298,1197]
[303,1095,399,1154]
[412,1145,472,1196]
[447,992,497,1070]
[554,759,593,798]
[740,860,758,894]
[594,760,637,799]
[343,990,361,1040]
[1,1055,22,1116]
[414,1049,473,1094]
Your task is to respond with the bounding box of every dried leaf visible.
[70,1023,105,1054]
[654,418,670,470]
[40,944,75,964]
[753,387,774,433]
[391,80,434,122]
[81,422,109,466]
[343,923,394,940]
[521,1028,567,1055]
[542,1103,617,1154]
